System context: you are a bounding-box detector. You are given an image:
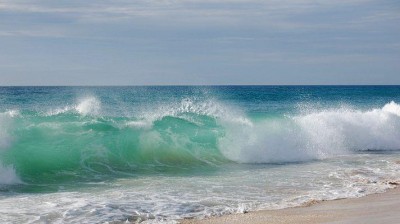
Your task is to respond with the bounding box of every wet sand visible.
[181,186,400,224]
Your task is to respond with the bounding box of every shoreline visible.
[181,185,400,224]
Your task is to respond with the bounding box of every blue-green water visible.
[1,86,400,223]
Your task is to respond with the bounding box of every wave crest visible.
[1,99,400,182]
[129,98,251,129]
[46,96,101,116]
[219,102,400,163]
[76,96,101,116]
[382,101,400,116]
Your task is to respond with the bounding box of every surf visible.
[220,101,400,163]
[0,95,400,185]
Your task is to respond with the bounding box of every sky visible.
[0,0,399,85]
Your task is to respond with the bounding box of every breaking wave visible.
[221,101,400,163]
[0,97,400,184]
[46,96,101,116]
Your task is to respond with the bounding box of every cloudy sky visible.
[0,0,399,85]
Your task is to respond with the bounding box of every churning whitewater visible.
[0,86,400,223]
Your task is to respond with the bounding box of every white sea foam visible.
[0,162,22,185]
[382,101,400,116]
[126,120,152,129]
[296,103,400,152]
[0,154,398,223]
[0,111,22,185]
[75,96,101,116]
[219,102,400,163]
[0,110,18,149]
[45,96,102,116]
[132,97,252,128]
[45,106,74,116]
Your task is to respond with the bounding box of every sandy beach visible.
[182,186,400,224]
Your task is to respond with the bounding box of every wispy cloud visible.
[0,0,399,85]
[0,29,67,38]
[1,0,396,41]
[0,0,391,25]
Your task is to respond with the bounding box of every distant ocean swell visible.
[1,97,400,185]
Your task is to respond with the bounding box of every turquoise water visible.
[1,86,400,223]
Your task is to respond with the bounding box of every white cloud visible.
[1,0,398,41]
[0,0,386,24]
[0,0,399,85]
[0,29,67,38]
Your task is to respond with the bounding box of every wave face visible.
[0,97,230,184]
[0,86,400,184]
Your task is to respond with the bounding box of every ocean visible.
[0,86,400,223]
